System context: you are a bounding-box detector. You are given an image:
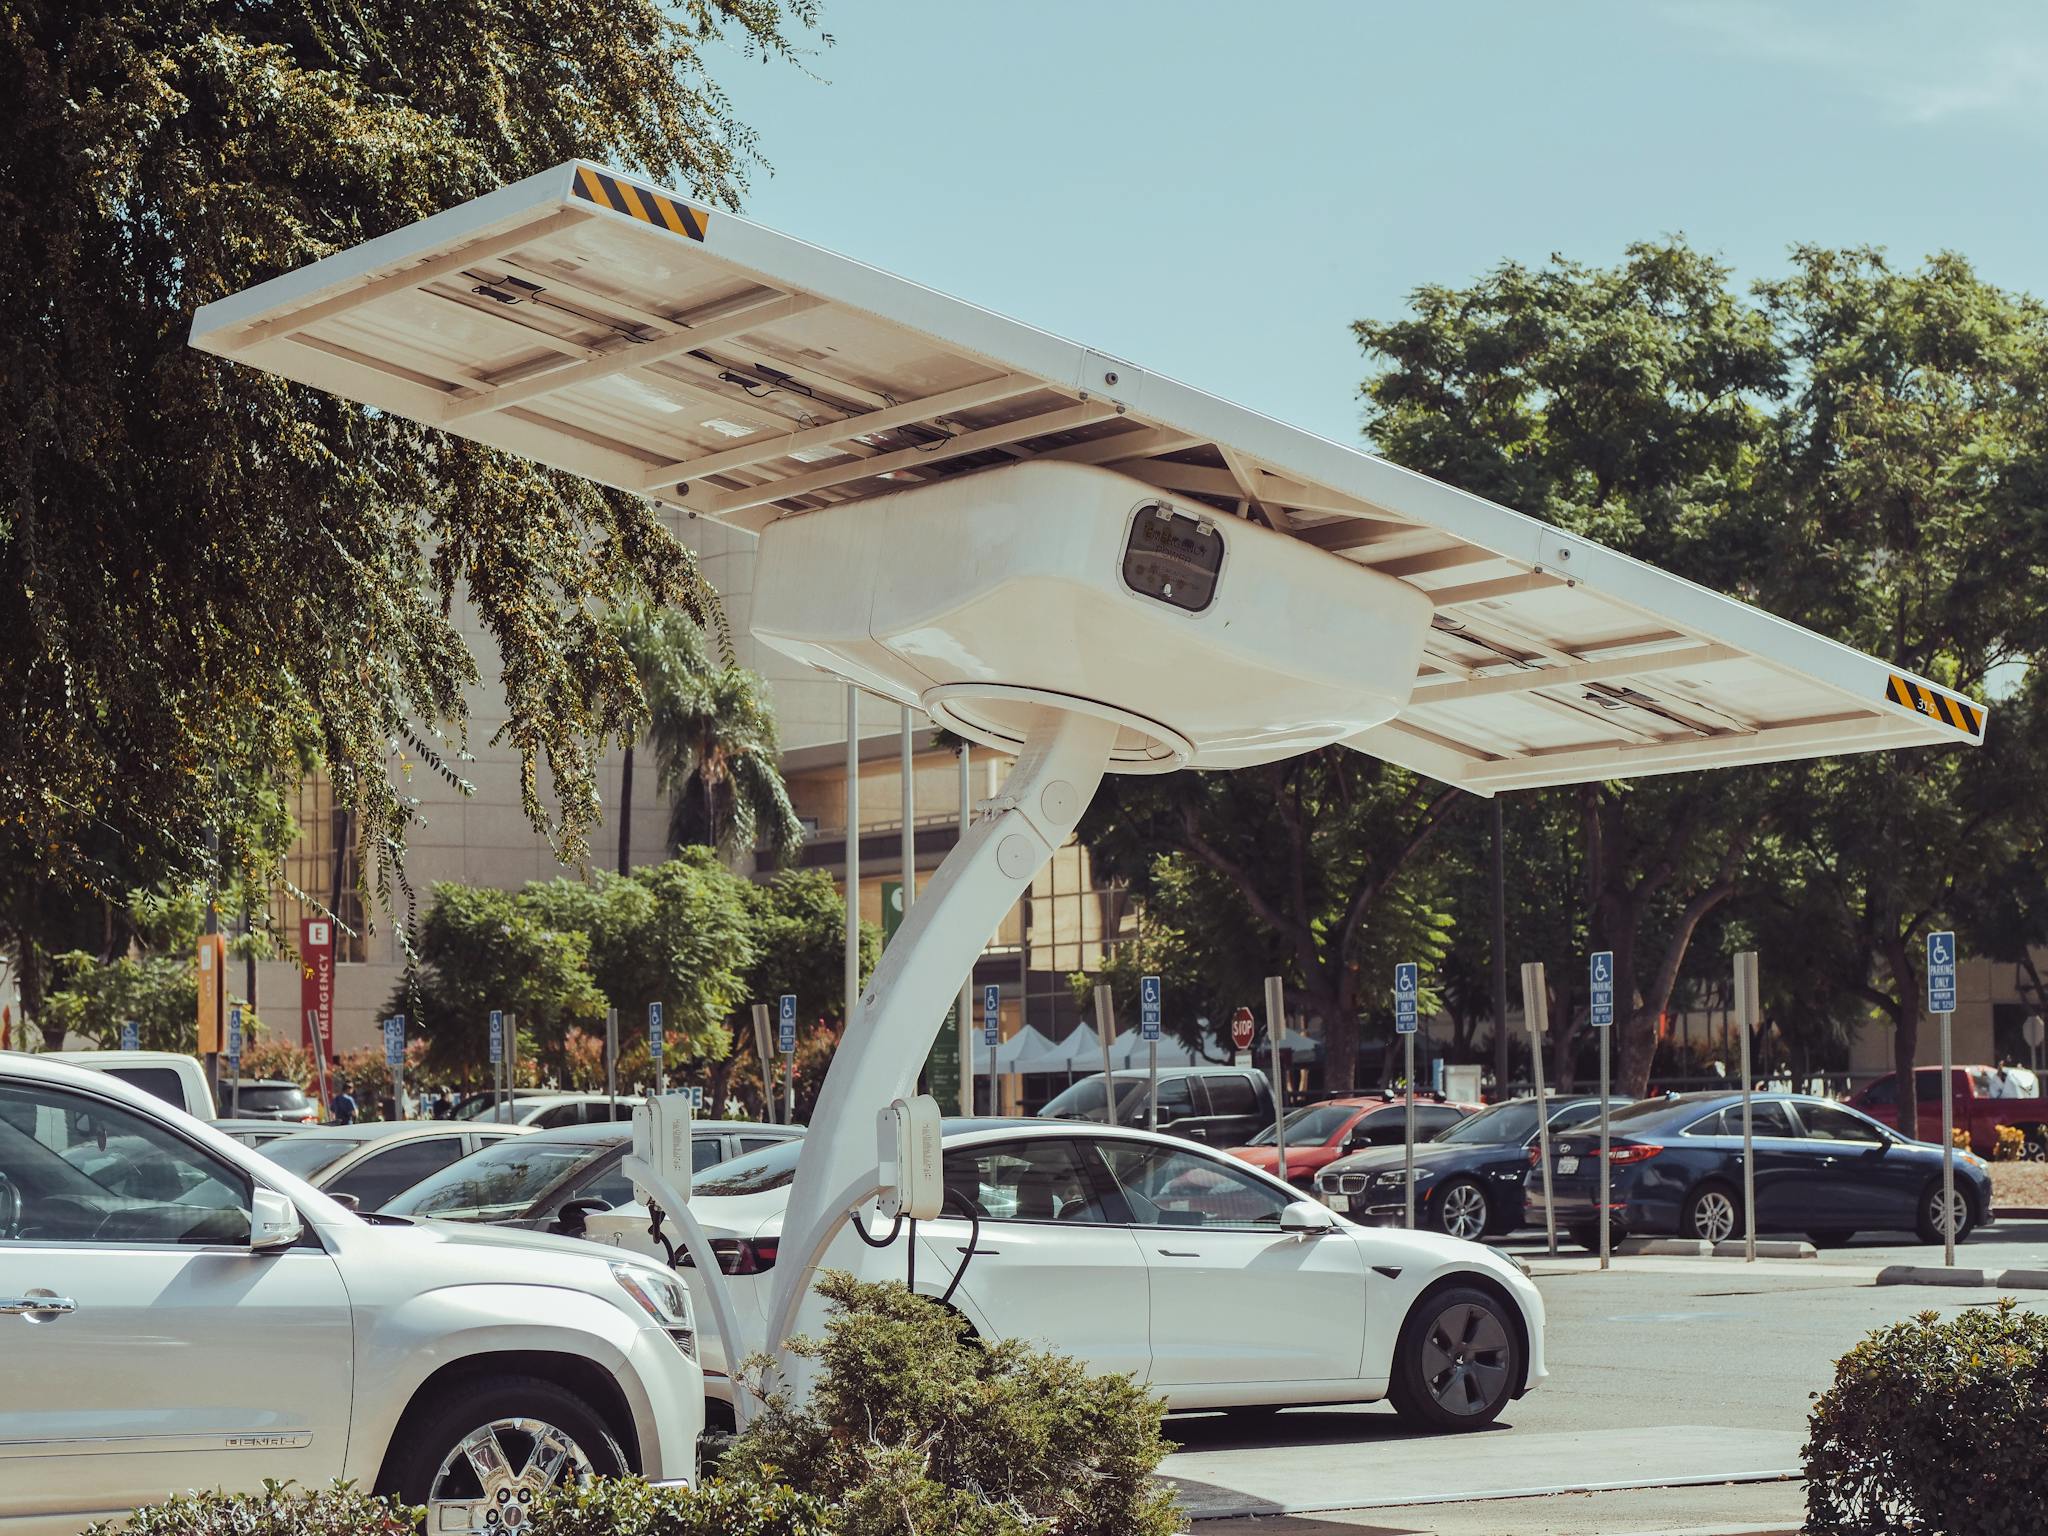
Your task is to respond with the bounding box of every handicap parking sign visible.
[1927,930,1958,1015]
[383,1015,405,1067]
[488,1010,503,1065]
[982,983,1000,1047]
[1590,950,1615,1029]
[1394,963,1419,1035]
[649,1000,664,1062]
[778,993,797,1053]
[1141,974,1162,1042]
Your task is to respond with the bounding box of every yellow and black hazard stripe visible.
[571,166,710,242]
[1886,674,1984,736]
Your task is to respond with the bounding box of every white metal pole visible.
[1598,1023,1611,1270]
[900,706,915,920]
[506,1013,517,1120]
[1263,975,1288,1183]
[1148,1038,1159,1133]
[1404,1031,1416,1228]
[1094,984,1117,1122]
[1735,950,1759,1262]
[391,1019,404,1123]
[606,1006,618,1120]
[1942,1007,1956,1268]
[785,1048,795,1124]
[752,1002,774,1122]
[845,684,861,1057]
[1521,962,1555,1255]
[957,742,974,1117]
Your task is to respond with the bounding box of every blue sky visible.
[712,1,2047,445]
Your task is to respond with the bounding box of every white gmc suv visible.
[0,1054,701,1536]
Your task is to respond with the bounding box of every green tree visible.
[1081,754,1461,1091]
[0,0,820,954]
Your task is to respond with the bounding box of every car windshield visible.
[694,1138,807,1197]
[1433,1101,1552,1145]
[260,1135,361,1178]
[225,1085,309,1113]
[380,1140,596,1221]
[1248,1103,1357,1145]
[1039,1077,1144,1121]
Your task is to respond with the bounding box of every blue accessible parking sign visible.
[1590,950,1615,1028]
[982,984,1000,1047]
[778,993,797,1054]
[1394,963,1419,1034]
[1927,931,1957,1015]
[1141,974,1162,1042]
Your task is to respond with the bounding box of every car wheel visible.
[1679,1181,1741,1244]
[384,1374,626,1534]
[2024,1130,2048,1163]
[1806,1229,1857,1247]
[1432,1178,1491,1242]
[1387,1285,1522,1431]
[1566,1224,1602,1253]
[1915,1180,1975,1245]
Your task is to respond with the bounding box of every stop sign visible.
[1230,1007,1256,1051]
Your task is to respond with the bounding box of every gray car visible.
[258,1122,530,1211]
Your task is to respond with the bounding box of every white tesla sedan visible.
[584,1117,1545,1431]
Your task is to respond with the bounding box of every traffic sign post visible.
[120,1020,138,1052]
[488,1010,504,1122]
[1230,1006,1255,1064]
[1589,951,1615,1271]
[1521,961,1556,1254]
[1394,962,1420,1228]
[1928,931,1959,1268]
[383,1015,406,1120]
[1262,976,1289,1183]
[1733,951,1760,1262]
[981,984,1000,1117]
[227,1004,243,1117]
[779,994,797,1123]
[649,1000,666,1095]
[1141,975,1162,1135]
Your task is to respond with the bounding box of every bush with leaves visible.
[1993,1124,2027,1162]
[1805,1298,2048,1534]
[82,1481,414,1536]
[722,1273,1182,1536]
[531,1472,830,1536]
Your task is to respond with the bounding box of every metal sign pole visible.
[505,1013,517,1120]
[488,1009,503,1121]
[1521,961,1555,1255]
[957,742,974,1119]
[1928,930,1959,1268]
[1263,975,1288,1182]
[606,1007,619,1120]
[1590,950,1614,1271]
[1094,983,1117,1120]
[751,1002,774,1120]
[1734,951,1759,1262]
[228,1004,242,1117]
[779,993,798,1124]
[1140,975,1162,1135]
[982,983,1001,1118]
[1395,961,1419,1229]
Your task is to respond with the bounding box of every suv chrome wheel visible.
[428,1418,595,1534]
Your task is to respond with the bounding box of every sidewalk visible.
[1189,1479,1802,1535]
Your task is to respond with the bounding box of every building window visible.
[270,772,368,963]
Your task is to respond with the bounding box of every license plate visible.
[1555,1156,1580,1175]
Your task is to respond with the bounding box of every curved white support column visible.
[766,706,1118,1368]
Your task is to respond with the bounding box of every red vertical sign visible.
[300,918,335,1070]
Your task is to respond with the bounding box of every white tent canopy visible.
[190,160,1988,795]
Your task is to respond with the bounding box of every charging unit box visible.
[877,1096,943,1221]
[631,1093,696,1204]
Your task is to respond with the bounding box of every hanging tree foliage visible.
[0,0,823,930]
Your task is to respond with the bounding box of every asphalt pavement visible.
[1168,1216,2048,1531]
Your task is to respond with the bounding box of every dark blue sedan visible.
[1536,1092,1994,1248]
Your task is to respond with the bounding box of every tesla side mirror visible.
[1279,1200,1335,1235]
[251,1188,304,1251]
[555,1197,613,1236]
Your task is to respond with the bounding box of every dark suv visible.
[1036,1067,1277,1145]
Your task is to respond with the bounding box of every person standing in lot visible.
[329,1080,357,1125]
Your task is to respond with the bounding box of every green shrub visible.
[529,1474,831,1536]
[1805,1298,2048,1534]
[82,1482,414,1536]
[723,1272,1183,1536]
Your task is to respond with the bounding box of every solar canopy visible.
[189,161,1987,794]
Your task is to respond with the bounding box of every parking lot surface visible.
[1164,1217,2048,1524]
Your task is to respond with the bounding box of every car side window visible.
[738,1136,784,1156]
[1205,1075,1258,1117]
[1750,1102,1799,1137]
[1415,1106,1466,1136]
[534,1104,581,1129]
[1352,1112,1407,1147]
[1682,1108,1730,1136]
[568,1155,635,1210]
[1797,1103,1887,1145]
[941,1139,1117,1224]
[1095,1140,1292,1229]
[1549,1103,1603,1133]
[1915,1073,1946,1104]
[691,1137,727,1173]
[1155,1077,1196,1121]
[0,1082,251,1245]
[327,1137,464,1210]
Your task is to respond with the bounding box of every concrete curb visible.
[1995,1205,2048,1220]
[1713,1239,1818,1260]
[1877,1265,1987,1287]
[1616,1237,1712,1257]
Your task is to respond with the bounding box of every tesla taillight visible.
[712,1237,779,1275]
[1607,1142,1663,1166]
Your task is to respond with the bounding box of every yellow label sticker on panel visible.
[571,167,710,242]
[1886,674,1983,736]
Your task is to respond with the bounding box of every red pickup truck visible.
[1847,1066,2048,1157]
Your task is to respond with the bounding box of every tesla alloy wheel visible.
[1388,1286,1522,1431]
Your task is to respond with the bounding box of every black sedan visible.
[1315,1094,1617,1240]
[378,1120,802,1235]
[1537,1092,1995,1248]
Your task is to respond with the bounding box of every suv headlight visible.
[612,1263,690,1326]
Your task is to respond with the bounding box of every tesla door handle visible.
[1,1296,76,1316]
[956,1245,999,1255]
[1156,1249,1201,1258]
